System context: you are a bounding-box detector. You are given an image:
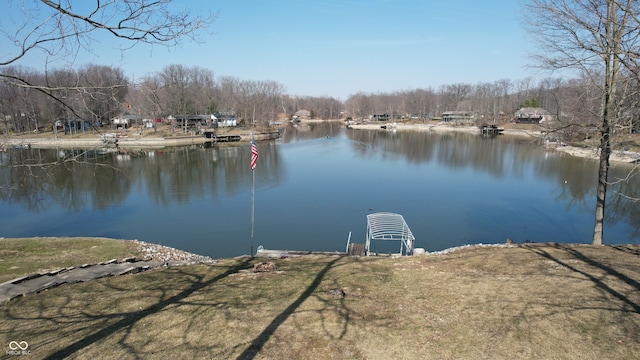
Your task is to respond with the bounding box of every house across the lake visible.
[441,111,478,124]
[173,115,215,128]
[371,113,390,121]
[294,109,312,120]
[112,115,141,129]
[214,113,237,127]
[513,107,553,124]
[57,119,98,134]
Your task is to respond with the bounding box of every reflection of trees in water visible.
[347,130,542,177]
[139,143,282,208]
[554,161,640,238]
[347,129,640,239]
[279,121,343,143]
[607,167,640,237]
[1,131,637,240]
[0,143,283,212]
[0,148,131,212]
[0,162,51,212]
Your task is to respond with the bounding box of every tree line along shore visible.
[4,121,639,163]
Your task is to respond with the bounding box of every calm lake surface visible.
[1,122,639,258]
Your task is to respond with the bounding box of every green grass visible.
[0,237,138,283]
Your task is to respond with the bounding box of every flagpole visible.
[250,162,255,256]
[250,106,257,256]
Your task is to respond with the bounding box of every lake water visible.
[1,122,639,258]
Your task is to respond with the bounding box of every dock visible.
[202,129,281,142]
[255,212,418,258]
[479,124,504,135]
[202,131,242,142]
[255,246,346,258]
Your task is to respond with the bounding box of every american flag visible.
[250,139,258,170]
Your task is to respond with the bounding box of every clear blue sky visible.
[2,0,535,100]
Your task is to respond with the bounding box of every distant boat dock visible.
[479,124,504,135]
[202,130,280,143]
[202,131,242,142]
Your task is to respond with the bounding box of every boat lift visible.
[363,212,416,256]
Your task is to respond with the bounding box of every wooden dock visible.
[255,246,346,258]
[347,243,366,256]
[202,131,242,142]
[479,124,504,135]
[202,130,280,142]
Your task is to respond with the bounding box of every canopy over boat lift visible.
[364,212,415,256]
[257,212,417,258]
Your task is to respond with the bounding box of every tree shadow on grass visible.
[236,256,343,360]
[611,244,640,256]
[44,258,253,360]
[525,244,640,314]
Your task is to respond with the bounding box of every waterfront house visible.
[441,111,478,124]
[294,110,312,120]
[513,107,553,124]
[111,114,141,129]
[371,113,390,121]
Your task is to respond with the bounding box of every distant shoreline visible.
[3,121,638,163]
[348,122,640,164]
[1,128,279,149]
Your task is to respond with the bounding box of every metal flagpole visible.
[250,152,255,256]
[250,106,257,256]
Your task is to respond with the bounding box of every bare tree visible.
[237,80,285,125]
[151,64,216,117]
[78,64,129,125]
[404,88,437,120]
[215,76,242,116]
[345,92,374,120]
[524,0,640,245]
[0,0,214,123]
[495,79,515,116]
[439,83,472,112]
[289,95,343,120]
[134,76,165,122]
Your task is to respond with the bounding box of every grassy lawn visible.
[0,237,138,283]
[1,240,639,359]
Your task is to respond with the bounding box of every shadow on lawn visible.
[44,258,254,360]
[236,256,344,360]
[525,244,640,314]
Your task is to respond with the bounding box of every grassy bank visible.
[0,237,138,283]
[1,238,639,359]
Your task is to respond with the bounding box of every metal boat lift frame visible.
[365,212,415,256]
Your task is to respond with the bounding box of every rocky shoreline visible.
[131,239,218,264]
